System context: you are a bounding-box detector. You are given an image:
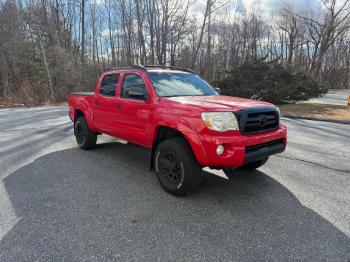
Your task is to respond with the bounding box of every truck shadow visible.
[1,142,350,261]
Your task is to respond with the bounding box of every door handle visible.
[115,103,122,109]
[94,101,100,106]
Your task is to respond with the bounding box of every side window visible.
[120,74,148,100]
[99,74,119,97]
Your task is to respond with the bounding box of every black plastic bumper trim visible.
[244,139,285,164]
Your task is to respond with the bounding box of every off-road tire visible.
[154,138,202,196]
[74,117,97,150]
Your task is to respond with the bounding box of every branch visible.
[285,9,322,28]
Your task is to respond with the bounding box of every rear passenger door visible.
[93,74,122,135]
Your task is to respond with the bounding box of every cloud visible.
[89,0,103,5]
[190,0,320,20]
[242,0,320,11]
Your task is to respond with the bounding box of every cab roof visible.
[104,65,195,74]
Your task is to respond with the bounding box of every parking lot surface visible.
[307,89,350,106]
[0,106,349,261]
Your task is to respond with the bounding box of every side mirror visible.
[127,89,147,100]
[215,87,221,94]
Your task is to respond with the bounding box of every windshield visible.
[148,71,218,97]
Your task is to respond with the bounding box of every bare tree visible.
[1,0,350,105]
[288,0,350,75]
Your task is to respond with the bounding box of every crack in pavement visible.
[275,155,350,173]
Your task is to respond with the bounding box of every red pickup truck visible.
[68,65,287,196]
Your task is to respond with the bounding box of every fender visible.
[73,98,98,132]
[152,114,208,166]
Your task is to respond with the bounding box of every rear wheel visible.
[242,157,268,170]
[222,167,237,179]
[74,117,97,150]
[154,138,202,196]
[223,157,269,178]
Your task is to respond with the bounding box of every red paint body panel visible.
[68,69,287,168]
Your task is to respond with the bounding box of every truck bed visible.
[68,92,95,121]
[70,92,94,96]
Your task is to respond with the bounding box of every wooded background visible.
[0,0,349,104]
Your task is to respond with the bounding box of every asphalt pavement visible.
[0,106,349,261]
[307,89,350,106]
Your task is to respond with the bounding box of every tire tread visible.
[155,137,202,196]
[75,117,97,150]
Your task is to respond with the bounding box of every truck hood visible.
[159,95,274,112]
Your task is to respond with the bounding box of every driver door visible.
[113,73,153,147]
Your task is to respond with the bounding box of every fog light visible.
[216,145,224,155]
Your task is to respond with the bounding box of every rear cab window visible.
[99,74,119,97]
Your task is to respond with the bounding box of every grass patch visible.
[279,103,350,122]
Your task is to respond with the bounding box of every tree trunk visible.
[81,0,85,68]
[39,35,54,101]
[192,0,210,69]
[207,0,212,79]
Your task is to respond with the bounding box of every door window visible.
[120,74,148,100]
[99,74,119,97]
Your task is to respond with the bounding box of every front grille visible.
[246,138,284,153]
[235,106,279,134]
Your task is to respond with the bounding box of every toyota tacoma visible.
[68,65,287,196]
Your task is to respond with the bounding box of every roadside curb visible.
[282,115,350,125]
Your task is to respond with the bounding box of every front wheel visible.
[154,138,203,196]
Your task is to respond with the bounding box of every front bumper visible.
[244,138,285,164]
[193,124,287,167]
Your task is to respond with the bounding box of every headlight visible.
[201,112,239,132]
